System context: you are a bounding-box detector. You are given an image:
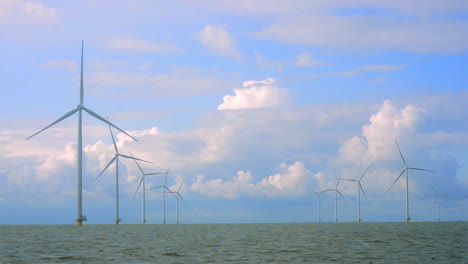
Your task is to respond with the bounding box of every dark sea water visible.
[0,222,466,263]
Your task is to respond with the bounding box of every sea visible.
[0,222,466,263]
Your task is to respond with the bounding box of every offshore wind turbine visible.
[132,156,165,224]
[388,139,435,222]
[324,173,344,223]
[431,186,447,222]
[26,41,138,226]
[148,167,171,224]
[93,123,152,224]
[168,181,184,224]
[308,188,323,223]
[341,163,373,223]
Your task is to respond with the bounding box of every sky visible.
[0,0,467,224]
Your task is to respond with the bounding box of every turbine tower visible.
[341,163,372,223]
[93,123,152,224]
[388,139,435,222]
[324,173,344,223]
[132,156,165,224]
[26,41,137,226]
[308,188,323,223]
[431,186,447,222]
[148,168,171,224]
[168,181,184,224]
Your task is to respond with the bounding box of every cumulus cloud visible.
[0,0,58,25]
[339,100,426,164]
[107,37,182,54]
[190,162,312,199]
[196,24,241,58]
[217,78,292,110]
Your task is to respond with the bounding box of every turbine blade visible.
[83,107,138,142]
[336,189,345,199]
[307,187,319,195]
[178,193,185,203]
[359,182,368,201]
[177,181,184,192]
[26,108,79,140]
[164,166,169,185]
[145,172,166,176]
[408,167,435,173]
[130,152,144,174]
[336,172,342,188]
[107,121,118,154]
[148,185,163,191]
[132,177,144,199]
[430,184,438,196]
[93,156,116,182]
[80,40,84,105]
[359,163,373,181]
[432,198,439,208]
[119,153,153,164]
[387,169,406,192]
[341,178,356,182]
[395,139,407,166]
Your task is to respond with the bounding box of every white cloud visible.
[217,78,292,110]
[87,64,238,98]
[254,14,468,54]
[196,25,241,58]
[107,37,182,54]
[294,53,329,67]
[339,100,425,164]
[190,162,312,199]
[0,0,58,25]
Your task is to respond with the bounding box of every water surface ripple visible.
[0,222,466,263]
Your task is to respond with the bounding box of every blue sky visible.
[0,0,467,224]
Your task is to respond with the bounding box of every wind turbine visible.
[308,188,323,223]
[93,123,152,224]
[324,173,344,223]
[167,181,184,224]
[148,167,171,224]
[26,41,137,226]
[132,155,166,224]
[388,139,435,222]
[341,163,373,223]
[431,186,447,222]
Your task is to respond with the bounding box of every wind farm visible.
[1,2,467,263]
[92,123,153,224]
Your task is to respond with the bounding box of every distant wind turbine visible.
[132,155,166,224]
[431,186,447,222]
[388,139,435,222]
[308,188,324,223]
[93,123,152,224]
[167,181,184,224]
[26,41,138,226]
[341,163,373,223]
[148,167,171,224]
[324,173,344,223]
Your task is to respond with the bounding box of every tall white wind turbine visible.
[431,186,447,222]
[168,181,184,224]
[26,41,138,226]
[388,139,435,222]
[148,168,171,224]
[308,188,323,223]
[132,156,165,224]
[324,173,344,223]
[341,163,372,223]
[93,123,152,224]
